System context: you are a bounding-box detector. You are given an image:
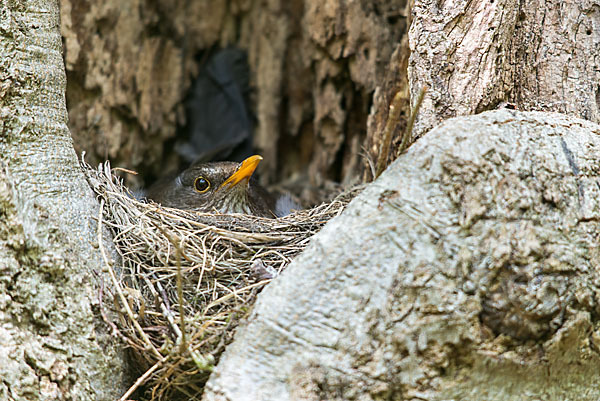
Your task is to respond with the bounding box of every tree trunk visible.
[409,0,600,136]
[0,1,129,399]
[200,0,600,399]
[204,110,600,401]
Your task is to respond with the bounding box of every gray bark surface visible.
[409,0,600,137]
[0,0,129,399]
[203,110,600,400]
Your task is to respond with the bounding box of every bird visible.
[144,155,296,218]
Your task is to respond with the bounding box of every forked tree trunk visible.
[2,0,599,399]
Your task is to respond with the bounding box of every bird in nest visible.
[144,155,297,218]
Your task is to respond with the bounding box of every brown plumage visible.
[145,155,280,218]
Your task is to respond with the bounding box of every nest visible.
[84,161,360,400]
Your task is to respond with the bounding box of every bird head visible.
[146,155,275,216]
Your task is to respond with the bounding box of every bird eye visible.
[194,176,211,193]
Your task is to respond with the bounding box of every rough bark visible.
[53,0,600,399]
[409,0,600,136]
[0,0,129,399]
[60,0,410,191]
[203,110,600,401]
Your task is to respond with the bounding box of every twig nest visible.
[84,160,360,400]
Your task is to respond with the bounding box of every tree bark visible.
[0,0,129,399]
[60,0,410,191]
[409,0,600,136]
[203,110,600,401]
[48,0,600,399]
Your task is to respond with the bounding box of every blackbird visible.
[145,155,294,218]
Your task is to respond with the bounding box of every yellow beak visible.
[219,155,263,189]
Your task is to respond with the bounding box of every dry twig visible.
[375,86,428,178]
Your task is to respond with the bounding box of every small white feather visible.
[274,194,300,217]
